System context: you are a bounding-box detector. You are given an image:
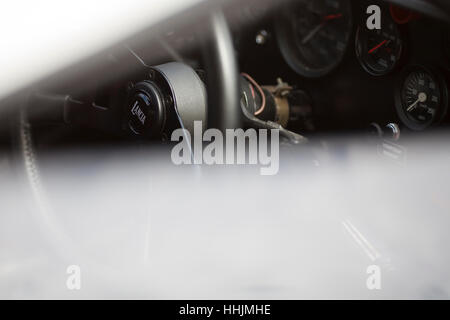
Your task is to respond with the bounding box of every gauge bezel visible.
[355,17,403,76]
[274,0,353,78]
[394,65,448,131]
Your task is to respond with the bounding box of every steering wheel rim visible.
[202,9,241,131]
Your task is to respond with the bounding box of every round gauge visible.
[355,15,403,76]
[275,0,353,78]
[395,66,448,131]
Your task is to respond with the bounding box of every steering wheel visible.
[15,7,240,283]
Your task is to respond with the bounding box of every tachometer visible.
[275,0,353,78]
[355,13,403,76]
[395,66,448,131]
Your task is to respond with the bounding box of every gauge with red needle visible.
[275,0,353,78]
[355,13,403,76]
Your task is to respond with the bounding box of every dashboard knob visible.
[385,123,401,141]
[126,81,166,137]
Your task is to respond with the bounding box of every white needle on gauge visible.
[301,24,324,44]
[301,13,343,45]
[407,92,427,112]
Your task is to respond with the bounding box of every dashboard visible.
[237,0,450,135]
[3,0,450,148]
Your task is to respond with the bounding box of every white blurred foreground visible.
[1,135,450,299]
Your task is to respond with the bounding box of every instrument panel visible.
[239,0,450,133]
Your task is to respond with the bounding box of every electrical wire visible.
[241,72,266,116]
